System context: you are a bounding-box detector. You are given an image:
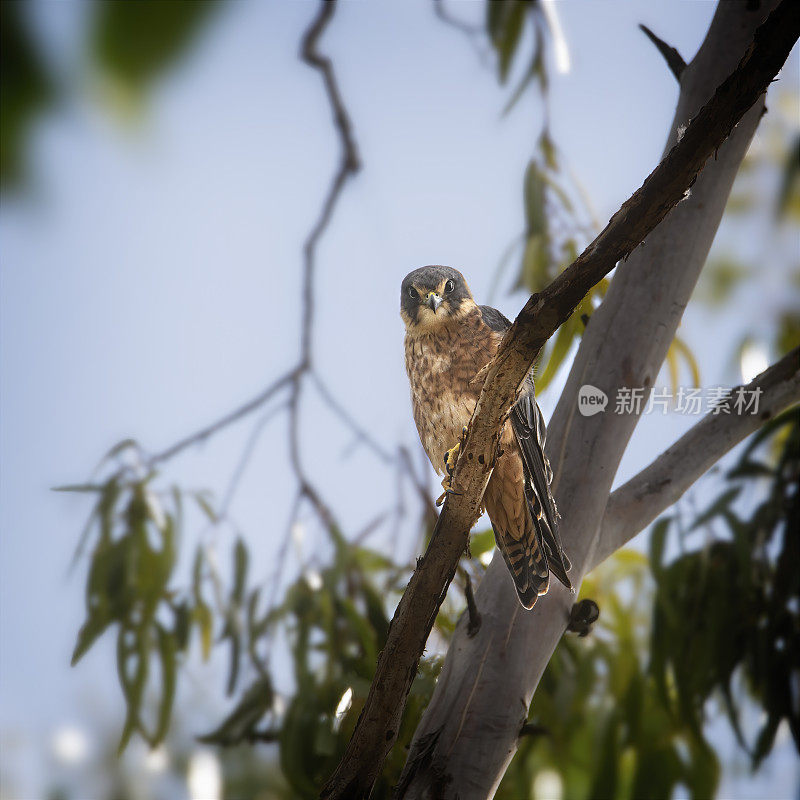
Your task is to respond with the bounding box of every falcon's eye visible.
[408,287,419,300]
[444,279,455,294]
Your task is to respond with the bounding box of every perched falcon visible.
[400,265,572,608]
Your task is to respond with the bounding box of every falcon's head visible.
[400,266,475,331]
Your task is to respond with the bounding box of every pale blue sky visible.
[1,1,797,797]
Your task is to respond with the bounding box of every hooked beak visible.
[426,292,443,313]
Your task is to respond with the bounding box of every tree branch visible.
[640,24,687,81]
[322,2,800,796]
[146,0,365,539]
[399,2,790,794]
[592,347,800,569]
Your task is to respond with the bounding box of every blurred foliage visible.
[500,551,719,800]
[0,0,216,188]
[91,0,218,106]
[66,414,799,797]
[650,408,799,772]
[487,0,548,112]
[0,2,53,187]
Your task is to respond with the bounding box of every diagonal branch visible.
[592,347,800,569]
[322,2,800,796]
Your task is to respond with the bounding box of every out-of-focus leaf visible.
[194,492,219,524]
[488,0,529,82]
[91,0,217,97]
[523,160,548,236]
[198,677,274,746]
[696,256,751,307]
[195,601,213,661]
[670,335,701,387]
[502,23,546,115]
[776,311,800,354]
[777,133,800,220]
[689,487,741,530]
[535,315,575,392]
[0,2,53,188]
[469,528,496,558]
[154,623,177,744]
[518,234,550,292]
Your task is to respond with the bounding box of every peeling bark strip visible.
[321,4,800,798]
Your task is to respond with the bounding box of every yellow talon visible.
[443,442,461,476]
[443,427,469,477]
[437,429,469,506]
[436,475,462,506]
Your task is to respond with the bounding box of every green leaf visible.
[194,492,219,524]
[469,528,496,558]
[523,160,548,236]
[648,518,670,575]
[194,601,213,661]
[197,676,273,746]
[91,0,217,96]
[535,315,575,393]
[71,614,112,666]
[233,537,249,604]
[690,487,742,530]
[493,1,528,82]
[0,2,54,188]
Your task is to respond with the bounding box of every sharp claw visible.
[436,486,463,507]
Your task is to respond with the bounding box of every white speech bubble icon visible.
[577,385,608,416]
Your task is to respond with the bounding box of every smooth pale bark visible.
[398,2,785,797]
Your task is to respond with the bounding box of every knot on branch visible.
[519,721,549,739]
[464,573,482,637]
[567,599,600,637]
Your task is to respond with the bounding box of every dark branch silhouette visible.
[640,24,687,81]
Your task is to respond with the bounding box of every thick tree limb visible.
[593,347,800,568]
[322,2,799,797]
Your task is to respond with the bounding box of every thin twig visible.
[639,24,686,82]
[399,445,438,527]
[147,368,298,466]
[311,371,394,463]
[299,0,360,366]
[218,402,289,518]
[432,0,490,65]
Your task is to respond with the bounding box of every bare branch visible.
[299,0,360,366]
[592,347,800,569]
[218,402,288,518]
[322,4,800,796]
[432,0,489,65]
[148,0,365,541]
[398,445,439,528]
[311,371,394,463]
[147,368,298,466]
[639,23,687,81]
